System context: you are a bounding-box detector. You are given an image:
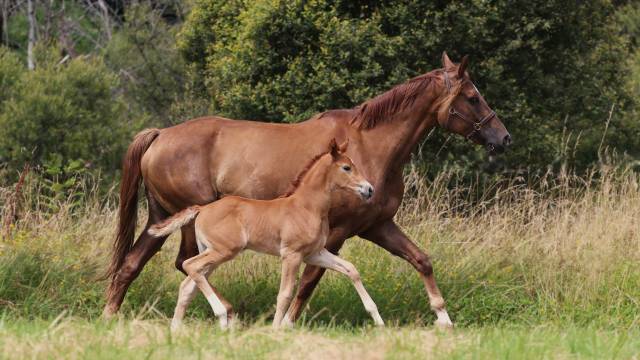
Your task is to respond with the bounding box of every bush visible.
[179,0,638,172]
[0,47,132,177]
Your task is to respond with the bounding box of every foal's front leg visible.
[304,249,384,326]
[273,253,303,328]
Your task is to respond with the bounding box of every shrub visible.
[179,0,638,172]
[0,48,131,176]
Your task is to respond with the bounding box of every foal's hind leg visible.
[183,248,238,329]
[172,223,234,328]
[304,249,384,326]
[171,267,213,331]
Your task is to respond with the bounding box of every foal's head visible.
[326,139,374,201]
[437,52,512,155]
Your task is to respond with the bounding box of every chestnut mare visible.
[103,53,511,328]
[148,139,384,329]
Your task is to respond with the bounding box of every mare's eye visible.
[469,97,480,105]
[342,165,351,172]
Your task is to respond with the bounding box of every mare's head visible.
[326,139,374,201]
[437,52,511,154]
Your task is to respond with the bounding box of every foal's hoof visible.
[170,321,182,333]
[434,318,454,330]
[281,314,294,328]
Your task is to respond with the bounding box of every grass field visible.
[1,166,639,358]
[1,320,639,359]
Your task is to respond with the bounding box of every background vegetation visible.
[0,0,639,180]
[0,0,639,357]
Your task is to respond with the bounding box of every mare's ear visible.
[329,138,340,159]
[338,138,349,153]
[458,55,469,78]
[442,51,455,70]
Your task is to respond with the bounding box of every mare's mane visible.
[350,69,463,129]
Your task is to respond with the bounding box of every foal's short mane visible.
[350,69,463,129]
[278,151,328,198]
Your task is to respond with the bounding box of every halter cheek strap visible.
[443,70,494,141]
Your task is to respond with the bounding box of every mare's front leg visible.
[273,253,303,328]
[360,220,453,328]
[304,249,384,326]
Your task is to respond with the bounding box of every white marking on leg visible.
[305,249,385,326]
[434,308,453,328]
[282,311,294,328]
[205,292,228,329]
[172,277,196,331]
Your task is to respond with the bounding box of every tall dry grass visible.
[0,165,638,327]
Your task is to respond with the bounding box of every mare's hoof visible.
[101,307,117,320]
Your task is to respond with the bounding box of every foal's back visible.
[194,195,325,258]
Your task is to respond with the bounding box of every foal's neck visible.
[289,156,333,216]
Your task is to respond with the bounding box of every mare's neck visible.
[358,96,440,182]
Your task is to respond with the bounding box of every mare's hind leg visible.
[304,249,384,326]
[273,253,303,328]
[103,191,169,318]
[183,248,238,329]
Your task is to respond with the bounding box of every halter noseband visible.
[443,70,496,141]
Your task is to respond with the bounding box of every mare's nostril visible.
[368,186,374,197]
[503,134,512,147]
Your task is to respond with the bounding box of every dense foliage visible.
[0,0,638,180]
[0,47,130,173]
[180,0,639,171]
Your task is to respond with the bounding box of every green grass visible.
[0,319,638,359]
[1,168,639,357]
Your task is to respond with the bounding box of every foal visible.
[148,139,384,329]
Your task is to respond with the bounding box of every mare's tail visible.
[104,128,160,280]
[148,206,201,238]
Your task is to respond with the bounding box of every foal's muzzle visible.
[356,182,374,200]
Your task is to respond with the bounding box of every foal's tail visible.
[148,206,201,238]
[105,128,160,280]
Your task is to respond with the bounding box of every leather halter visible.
[443,70,496,141]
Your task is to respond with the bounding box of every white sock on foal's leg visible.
[434,308,453,328]
[304,249,385,326]
[172,277,199,331]
[204,291,229,329]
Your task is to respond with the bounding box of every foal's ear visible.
[458,55,469,78]
[442,51,455,70]
[338,138,349,153]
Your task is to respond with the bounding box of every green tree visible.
[179,0,638,171]
[103,3,197,126]
[0,47,131,174]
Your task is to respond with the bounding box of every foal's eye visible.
[469,97,480,105]
[342,165,351,172]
